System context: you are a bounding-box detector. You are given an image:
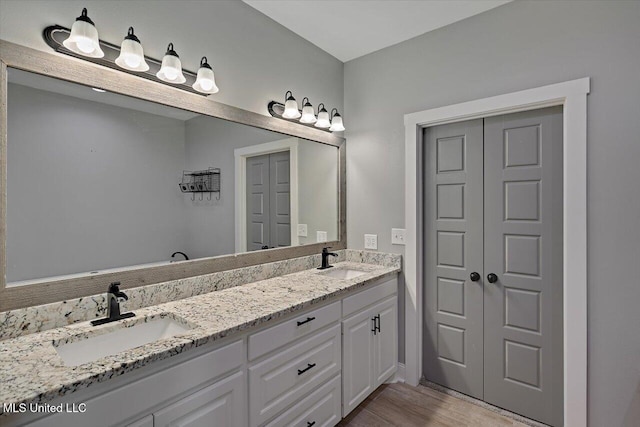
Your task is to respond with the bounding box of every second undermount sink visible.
[320,268,368,280]
[54,316,192,366]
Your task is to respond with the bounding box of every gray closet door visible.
[247,154,271,251]
[269,151,291,248]
[422,119,485,399]
[483,107,563,426]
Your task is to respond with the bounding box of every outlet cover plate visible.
[297,224,308,237]
[364,234,378,250]
[317,231,327,242]
[391,228,406,245]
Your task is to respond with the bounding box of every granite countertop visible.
[0,261,399,412]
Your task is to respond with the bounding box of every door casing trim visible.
[234,138,299,252]
[403,78,589,427]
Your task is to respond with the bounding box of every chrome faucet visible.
[91,282,135,326]
[318,247,338,270]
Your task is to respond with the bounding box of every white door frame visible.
[234,138,299,253]
[404,78,589,427]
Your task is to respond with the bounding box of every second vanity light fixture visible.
[45,8,219,96]
[269,91,346,132]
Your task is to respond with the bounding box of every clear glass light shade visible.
[299,104,317,124]
[115,39,149,72]
[329,115,345,132]
[315,110,331,128]
[193,66,219,94]
[156,54,186,84]
[63,20,104,58]
[283,98,301,119]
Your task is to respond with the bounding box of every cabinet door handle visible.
[376,314,381,333]
[297,316,316,326]
[307,422,316,427]
[371,317,377,335]
[297,363,316,376]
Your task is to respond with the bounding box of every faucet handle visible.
[108,282,121,293]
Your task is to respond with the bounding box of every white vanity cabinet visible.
[24,340,246,427]
[342,279,398,417]
[14,275,398,427]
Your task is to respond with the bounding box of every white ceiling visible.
[243,0,511,62]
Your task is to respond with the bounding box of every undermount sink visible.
[54,316,192,366]
[320,268,368,280]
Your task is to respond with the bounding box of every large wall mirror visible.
[0,41,345,310]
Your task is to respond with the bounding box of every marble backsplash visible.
[0,250,401,340]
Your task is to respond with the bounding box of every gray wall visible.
[344,1,640,425]
[7,83,187,281]
[0,0,344,116]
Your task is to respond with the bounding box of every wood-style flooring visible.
[337,383,529,427]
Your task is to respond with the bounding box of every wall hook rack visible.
[179,168,221,201]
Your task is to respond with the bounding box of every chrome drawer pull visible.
[297,316,316,326]
[297,363,316,376]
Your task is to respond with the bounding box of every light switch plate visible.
[317,231,327,242]
[391,228,406,245]
[364,234,378,250]
[297,224,308,237]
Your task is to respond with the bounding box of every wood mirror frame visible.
[0,40,346,311]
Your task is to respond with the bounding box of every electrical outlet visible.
[297,224,308,237]
[391,228,406,245]
[317,231,327,242]
[364,234,378,250]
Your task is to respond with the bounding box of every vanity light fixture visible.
[299,97,317,124]
[115,27,149,72]
[282,91,302,119]
[314,103,331,129]
[329,108,346,132]
[45,18,217,96]
[156,43,187,84]
[192,57,219,94]
[62,8,104,58]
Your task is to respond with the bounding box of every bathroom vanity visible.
[0,251,400,426]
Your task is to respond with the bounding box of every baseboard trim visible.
[390,363,406,383]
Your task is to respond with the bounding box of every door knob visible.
[470,272,480,282]
[487,273,498,283]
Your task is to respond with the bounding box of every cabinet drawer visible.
[342,277,397,317]
[154,371,246,427]
[265,375,341,427]
[249,301,341,361]
[249,325,341,427]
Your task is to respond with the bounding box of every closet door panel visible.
[483,107,564,427]
[422,119,484,399]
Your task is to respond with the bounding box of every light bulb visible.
[315,104,331,128]
[299,98,317,124]
[199,79,214,91]
[124,54,141,68]
[75,37,95,54]
[163,67,178,81]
